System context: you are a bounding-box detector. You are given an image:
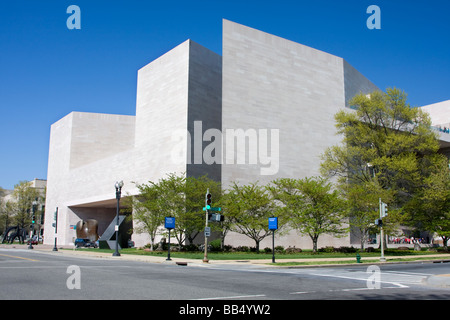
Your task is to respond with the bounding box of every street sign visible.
[268,217,278,230]
[203,207,221,211]
[165,217,175,230]
[209,213,224,222]
[204,227,211,237]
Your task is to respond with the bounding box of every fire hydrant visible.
[356,253,361,263]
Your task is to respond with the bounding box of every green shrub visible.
[274,245,285,253]
[209,239,222,252]
[319,246,335,253]
[236,246,250,252]
[183,243,199,252]
[337,246,357,253]
[223,245,233,252]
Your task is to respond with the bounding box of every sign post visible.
[268,217,278,263]
[165,217,175,261]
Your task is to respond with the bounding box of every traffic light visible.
[31,203,37,224]
[381,202,388,217]
[375,218,383,227]
[208,213,224,222]
[205,192,212,210]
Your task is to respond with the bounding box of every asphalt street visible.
[0,248,449,301]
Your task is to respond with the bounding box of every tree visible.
[342,181,403,250]
[129,182,165,251]
[184,175,222,245]
[342,182,379,250]
[11,181,41,228]
[321,88,441,240]
[132,173,221,250]
[269,177,347,253]
[0,187,5,233]
[144,173,187,249]
[222,182,276,251]
[406,155,450,247]
[322,88,439,195]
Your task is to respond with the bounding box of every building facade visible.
[43,20,450,249]
[421,100,450,158]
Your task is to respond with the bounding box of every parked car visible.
[74,238,98,248]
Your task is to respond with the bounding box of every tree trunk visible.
[360,229,366,251]
[311,235,319,253]
[255,240,260,253]
[443,236,449,249]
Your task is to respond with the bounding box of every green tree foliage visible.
[321,88,443,240]
[222,182,277,251]
[11,181,41,228]
[405,156,450,247]
[322,88,438,192]
[341,181,403,250]
[184,175,221,245]
[131,173,221,250]
[0,187,6,233]
[269,177,347,253]
[129,182,165,251]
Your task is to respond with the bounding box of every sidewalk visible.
[3,243,450,267]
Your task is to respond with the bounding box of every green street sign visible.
[203,206,221,211]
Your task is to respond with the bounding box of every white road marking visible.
[309,272,410,288]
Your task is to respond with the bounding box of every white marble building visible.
[44,20,450,249]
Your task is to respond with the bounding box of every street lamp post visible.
[379,198,386,262]
[113,180,123,257]
[28,200,37,250]
[53,207,58,251]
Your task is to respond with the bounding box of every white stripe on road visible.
[310,272,410,288]
[382,270,432,276]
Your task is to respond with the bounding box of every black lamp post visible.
[28,200,37,250]
[113,180,123,257]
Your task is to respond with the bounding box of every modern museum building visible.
[43,20,450,249]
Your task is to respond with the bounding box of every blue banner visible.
[165,217,175,229]
[268,217,278,230]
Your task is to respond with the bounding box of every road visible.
[1,248,449,302]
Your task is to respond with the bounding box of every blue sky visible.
[0,0,449,190]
